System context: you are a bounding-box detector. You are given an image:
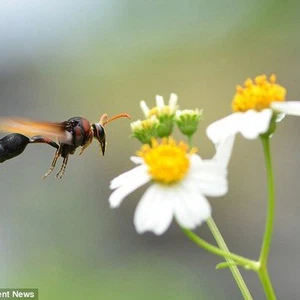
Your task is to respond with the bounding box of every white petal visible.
[187,161,228,197]
[134,185,174,235]
[206,113,242,144]
[110,164,147,189]
[271,101,300,116]
[213,135,235,167]
[169,93,178,110]
[109,173,150,208]
[206,109,272,144]
[140,101,150,117]
[130,120,142,131]
[189,175,228,197]
[130,156,144,165]
[239,109,272,139]
[189,154,226,178]
[188,154,228,196]
[174,186,211,229]
[189,153,203,164]
[156,95,165,110]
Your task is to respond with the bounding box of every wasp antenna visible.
[99,114,108,126]
[101,113,131,126]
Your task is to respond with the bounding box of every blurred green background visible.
[1,1,300,299]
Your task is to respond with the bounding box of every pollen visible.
[138,138,195,184]
[232,74,286,112]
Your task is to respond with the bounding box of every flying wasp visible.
[0,113,130,179]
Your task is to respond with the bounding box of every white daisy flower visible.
[207,74,286,144]
[109,137,233,235]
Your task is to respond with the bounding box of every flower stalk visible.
[258,135,277,299]
[187,136,253,300]
[207,218,254,300]
[181,228,258,271]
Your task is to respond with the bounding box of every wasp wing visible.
[0,117,72,144]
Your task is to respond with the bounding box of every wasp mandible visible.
[0,113,130,179]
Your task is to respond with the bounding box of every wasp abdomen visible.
[0,133,30,163]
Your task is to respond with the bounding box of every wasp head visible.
[93,113,131,155]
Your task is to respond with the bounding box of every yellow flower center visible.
[140,117,158,129]
[138,138,195,184]
[148,107,159,117]
[232,74,286,112]
[148,106,175,117]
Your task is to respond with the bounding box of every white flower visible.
[207,74,287,144]
[109,137,233,235]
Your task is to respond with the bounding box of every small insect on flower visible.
[207,74,287,144]
[109,137,233,235]
[0,113,130,179]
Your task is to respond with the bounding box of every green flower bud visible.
[131,116,159,144]
[175,109,203,137]
[156,114,175,138]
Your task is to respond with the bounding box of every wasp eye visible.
[92,123,105,140]
[92,123,106,155]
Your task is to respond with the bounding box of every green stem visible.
[186,134,253,299]
[258,135,277,299]
[187,135,193,148]
[181,228,258,271]
[259,136,275,264]
[207,218,253,300]
[258,266,276,300]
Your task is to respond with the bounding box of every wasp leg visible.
[56,155,69,179]
[29,135,59,149]
[42,145,62,179]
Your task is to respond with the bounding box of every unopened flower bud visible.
[175,109,203,137]
[131,116,159,144]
